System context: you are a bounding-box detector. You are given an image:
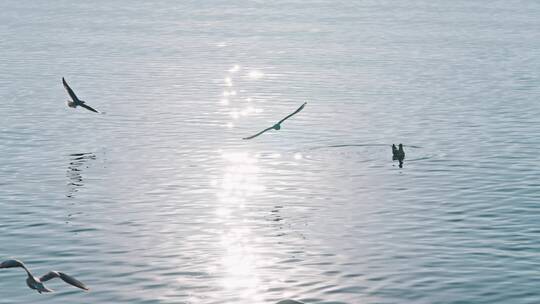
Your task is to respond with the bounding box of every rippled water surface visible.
[1,1,540,303]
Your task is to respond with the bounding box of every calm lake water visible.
[1,1,540,303]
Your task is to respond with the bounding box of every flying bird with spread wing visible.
[62,77,100,113]
[0,259,89,294]
[243,102,307,140]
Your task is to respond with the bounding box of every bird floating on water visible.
[62,77,100,113]
[0,259,89,293]
[392,143,405,168]
[243,102,307,140]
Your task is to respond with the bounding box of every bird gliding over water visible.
[243,102,307,140]
[62,77,100,113]
[0,259,89,293]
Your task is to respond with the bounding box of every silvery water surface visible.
[1,1,540,303]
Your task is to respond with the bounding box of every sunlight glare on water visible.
[1,0,540,303]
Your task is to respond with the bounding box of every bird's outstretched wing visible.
[62,78,80,102]
[243,126,274,140]
[79,103,99,113]
[277,102,307,125]
[0,259,31,272]
[40,271,89,291]
[0,259,25,268]
[0,259,33,277]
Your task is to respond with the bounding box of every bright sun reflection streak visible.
[223,90,237,97]
[230,111,240,119]
[247,70,264,79]
[229,64,240,73]
[240,106,256,116]
[212,152,266,301]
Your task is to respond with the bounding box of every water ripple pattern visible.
[1,1,540,304]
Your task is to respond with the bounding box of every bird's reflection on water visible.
[270,205,283,222]
[269,205,286,237]
[65,152,96,226]
[66,152,96,198]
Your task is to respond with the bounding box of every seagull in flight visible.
[243,102,307,140]
[0,259,89,293]
[62,77,100,113]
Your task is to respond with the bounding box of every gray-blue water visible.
[1,1,540,303]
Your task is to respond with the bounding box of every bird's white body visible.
[66,99,87,109]
[26,276,53,293]
[67,100,77,108]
